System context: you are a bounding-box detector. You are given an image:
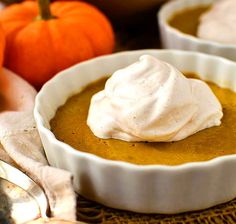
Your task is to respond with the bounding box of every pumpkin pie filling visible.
[168,0,236,45]
[50,72,236,166]
[168,6,209,36]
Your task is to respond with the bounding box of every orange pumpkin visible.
[0,23,5,67]
[0,0,114,87]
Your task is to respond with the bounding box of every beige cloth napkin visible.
[0,68,76,220]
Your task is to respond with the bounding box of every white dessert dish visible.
[34,50,236,214]
[158,0,236,61]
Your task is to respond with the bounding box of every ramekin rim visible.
[34,49,236,172]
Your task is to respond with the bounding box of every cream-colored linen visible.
[0,68,76,221]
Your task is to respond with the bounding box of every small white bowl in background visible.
[34,50,236,214]
[158,0,236,61]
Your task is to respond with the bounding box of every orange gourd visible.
[0,23,5,67]
[0,0,114,87]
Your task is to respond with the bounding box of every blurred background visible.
[0,0,168,50]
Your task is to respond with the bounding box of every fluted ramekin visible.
[34,50,236,214]
[158,0,236,61]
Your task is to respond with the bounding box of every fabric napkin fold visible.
[0,68,76,221]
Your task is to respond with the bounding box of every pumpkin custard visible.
[168,0,236,45]
[168,6,209,36]
[50,58,236,166]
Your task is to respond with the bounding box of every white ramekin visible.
[158,0,236,61]
[34,50,236,214]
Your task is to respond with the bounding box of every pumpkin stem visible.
[37,0,55,20]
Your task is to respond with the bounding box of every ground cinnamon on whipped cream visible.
[197,0,236,45]
[87,55,223,142]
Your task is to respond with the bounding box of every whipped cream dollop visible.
[87,55,223,142]
[197,0,236,45]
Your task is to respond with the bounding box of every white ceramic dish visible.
[158,0,236,61]
[34,50,236,214]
